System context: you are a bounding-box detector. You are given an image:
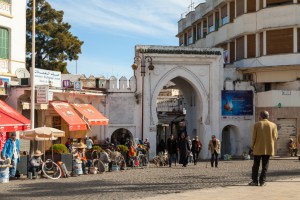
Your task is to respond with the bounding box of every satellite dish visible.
[15,68,30,78]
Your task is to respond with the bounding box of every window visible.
[197,23,201,40]
[179,35,184,46]
[208,15,214,33]
[247,34,256,58]
[236,0,244,17]
[267,28,293,55]
[0,28,9,59]
[266,0,293,7]
[0,0,11,4]
[236,36,245,60]
[203,21,207,38]
[247,0,256,13]
[188,30,193,45]
[221,5,228,26]
[298,28,300,53]
[222,16,228,26]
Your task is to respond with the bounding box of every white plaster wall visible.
[220,120,254,156]
[256,90,300,107]
[0,0,26,74]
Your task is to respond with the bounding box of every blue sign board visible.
[221,90,253,116]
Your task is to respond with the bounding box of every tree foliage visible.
[26,0,83,73]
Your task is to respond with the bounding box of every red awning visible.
[50,101,87,131]
[0,100,31,132]
[72,104,109,125]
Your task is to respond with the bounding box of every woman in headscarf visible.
[178,132,190,167]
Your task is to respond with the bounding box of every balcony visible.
[234,53,300,69]
[256,90,300,107]
[0,0,11,16]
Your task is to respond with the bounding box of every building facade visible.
[0,0,27,98]
[177,0,300,156]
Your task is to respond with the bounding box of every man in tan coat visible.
[249,111,278,186]
[208,135,221,168]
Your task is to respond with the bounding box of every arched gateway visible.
[132,45,224,158]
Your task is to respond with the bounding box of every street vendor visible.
[128,140,136,158]
[28,150,44,179]
[74,142,92,174]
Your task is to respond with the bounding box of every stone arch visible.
[221,125,241,157]
[111,128,134,145]
[151,66,209,126]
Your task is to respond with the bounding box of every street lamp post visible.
[30,0,36,130]
[132,54,154,141]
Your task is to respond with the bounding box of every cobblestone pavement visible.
[0,159,299,200]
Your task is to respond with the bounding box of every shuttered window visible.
[230,42,235,63]
[266,0,293,7]
[236,0,244,17]
[267,29,293,55]
[221,5,228,25]
[247,34,256,58]
[260,32,263,56]
[230,2,235,22]
[0,28,9,59]
[247,0,256,13]
[259,0,264,9]
[236,36,245,60]
[298,28,300,53]
[197,23,201,40]
[208,15,214,32]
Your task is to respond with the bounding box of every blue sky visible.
[47,0,205,79]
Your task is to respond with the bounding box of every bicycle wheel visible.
[42,159,62,180]
[93,159,105,173]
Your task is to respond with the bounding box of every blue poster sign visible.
[221,90,253,116]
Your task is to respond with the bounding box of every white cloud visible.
[47,0,199,38]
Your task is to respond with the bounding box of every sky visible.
[47,0,205,79]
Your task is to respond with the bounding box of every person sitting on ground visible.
[28,150,44,179]
[288,138,298,157]
[75,142,92,174]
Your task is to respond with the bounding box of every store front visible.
[0,100,30,152]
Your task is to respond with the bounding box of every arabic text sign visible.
[36,85,49,104]
[34,68,61,87]
[221,90,253,116]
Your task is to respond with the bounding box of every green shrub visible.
[117,145,129,153]
[50,144,69,154]
[92,145,103,152]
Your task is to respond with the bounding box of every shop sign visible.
[0,59,8,73]
[0,76,10,95]
[34,68,61,88]
[74,81,82,91]
[0,1,11,16]
[36,85,49,104]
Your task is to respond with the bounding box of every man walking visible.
[249,111,278,186]
[1,132,20,179]
[167,134,177,167]
[191,136,202,165]
[208,135,220,168]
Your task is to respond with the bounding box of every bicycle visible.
[42,159,62,180]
